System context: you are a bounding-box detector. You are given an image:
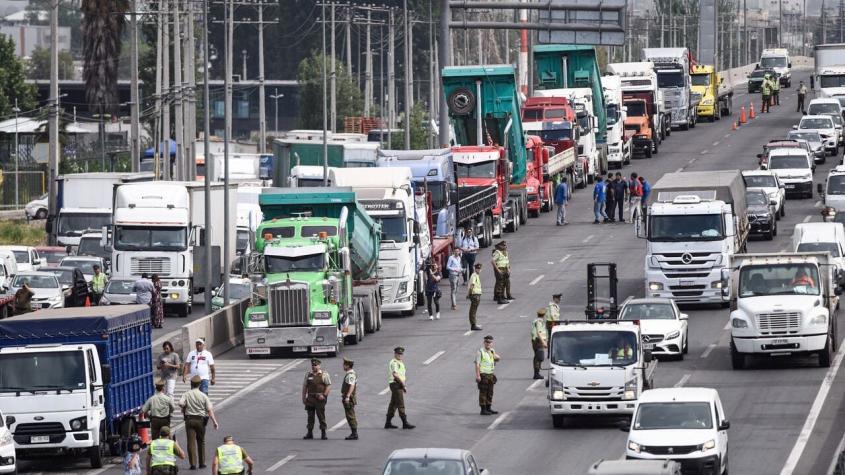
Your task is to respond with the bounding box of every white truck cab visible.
[822,165,845,211]
[760,48,791,87]
[602,75,632,168]
[793,222,845,287]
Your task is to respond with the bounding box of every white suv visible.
[765,148,814,199]
[797,115,838,155]
[624,388,729,475]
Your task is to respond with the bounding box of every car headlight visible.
[170,293,179,300]
[48,294,62,302]
[666,330,681,340]
[810,314,827,325]
[0,432,11,446]
[313,311,331,320]
[628,441,641,453]
[700,439,716,451]
[100,295,110,305]
[69,416,86,431]
[732,318,748,328]
[648,282,664,291]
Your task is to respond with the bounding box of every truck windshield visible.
[377,216,407,242]
[301,226,338,237]
[522,108,542,120]
[538,128,572,143]
[649,214,724,241]
[425,182,448,210]
[0,351,87,392]
[691,74,710,86]
[296,178,326,187]
[78,238,109,259]
[576,113,590,131]
[797,242,841,257]
[265,253,325,273]
[625,102,647,116]
[820,75,845,88]
[738,264,820,297]
[768,155,809,169]
[57,213,110,236]
[606,104,620,125]
[114,226,188,251]
[828,176,845,195]
[455,161,496,179]
[551,330,638,367]
[634,402,713,430]
[760,57,787,68]
[656,71,684,88]
[809,103,840,116]
[743,175,777,188]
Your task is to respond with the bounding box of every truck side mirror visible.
[100,364,111,385]
[719,420,731,430]
[788,62,792,68]
[721,268,730,290]
[5,416,14,427]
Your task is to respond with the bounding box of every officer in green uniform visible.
[146,426,186,475]
[475,335,501,415]
[491,241,513,304]
[772,73,781,105]
[301,358,332,440]
[761,74,772,113]
[211,436,254,475]
[467,263,483,331]
[545,293,562,336]
[341,358,358,440]
[385,347,415,430]
[531,309,549,380]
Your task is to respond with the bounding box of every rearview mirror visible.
[719,420,731,430]
[770,199,778,206]
[792,125,798,130]
[680,313,688,320]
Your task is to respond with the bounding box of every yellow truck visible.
[691,64,733,121]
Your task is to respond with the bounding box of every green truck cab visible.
[243,188,382,358]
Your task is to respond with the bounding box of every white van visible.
[822,165,845,211]
[0,251,19,283]
[0,246,40,272]
[793,222,845,287]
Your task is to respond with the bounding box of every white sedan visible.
[619,298,688,359]
[8,271,64,309]
[0,409,15,474]
[24,194,47,220]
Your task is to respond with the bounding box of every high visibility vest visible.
[762,82,771,95]
[493,250,509,269]
[478,349,495,374]
[216,444,245,474]
[389,358,406,384]
[469,273,482,295]
[615,347,632,359]
[149,439,176,467]
[772,79,780,91]
[92,273,107,293]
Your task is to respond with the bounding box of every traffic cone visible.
[732,120,737,130]
[84,295,91,307]
[137,413,151,445]
[740,105,747,124]
[750,102,756,119]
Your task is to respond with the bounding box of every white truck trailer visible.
[642,48,698,130]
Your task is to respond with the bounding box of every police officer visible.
[475,335,501,415]
[761,74,772,113]
[301,358,331,440]
[385,347,415,430]
[467,263,483,331]
[341,358,358,440]
[531,309,549,380]
[797,80,808,113]
[142,379,177,440]
[772,73,781,105]
[491,241,512,304]
[211,436,254,475]
[146,426,186,475]
[545,294,562,336]
[179,376,220,470]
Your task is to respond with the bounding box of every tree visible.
[81,0,129,116]
[297,51,363,130]
[388,103,430,150]
[27,46,75,80]
[0,36,37,117]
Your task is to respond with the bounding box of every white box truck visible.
[814,44,845,98]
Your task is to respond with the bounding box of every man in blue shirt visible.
[553,180,569,226]
[640,176,652,211]
[593,176,608,224]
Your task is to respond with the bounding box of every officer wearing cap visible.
[475,335,501,415]
[212,435,254,475]
[546,293,562,335]
[531,309,549,380]
[301,358,332,440]
[491,241,513,305]
[341,358,358,440]
[467,263,484,331]
[385,347,415,429]
[179,375,220,470]
[142,379,177,439]
[146,425,187,475]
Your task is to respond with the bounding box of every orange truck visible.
[623,98,657,158]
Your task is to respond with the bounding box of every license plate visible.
[292,346,308,352]
[679,280,695,287]
[785,184,795,189]
[30,435,49,444]
[41,303,51,308]
[772,339,789,345]
[643,343,655,350]
[246,348,270,355]
[311,345,335,353]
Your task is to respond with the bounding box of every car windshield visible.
[649,214,724,241]
[105,280,135,294]
[56,213,110,236]
[376,216,407,242]
[821,75,845,88]
[42,268,74,285]
[78,238,109,259]
[797,242,841,257]
[809,103,840,116]
[236,229,250,253]
[551,330,639,366]
[265,253,325,273]
[0,351,87,392]
[382,459,464,475]
[634,402,713,430]
[12,275,57,289]
[10,250,28,263]
[788,132,821,144]
[749,70,767,78]
[455,161,496,179]
[656,71,684,88]
[738,264,821,297]
[114,226,187,251]
[219,282,251,300]
[625,102,647,116]
[829,176,845,195]
[620,303,675,320]
[691,74,710,86]
[744,175,777,188]
[769,155,808,169]
[39,250,67,264]
[537,127,572,143]
[60,259,97,275]
[746,191,769,205]
[801,118,833,129]
[760,57,787,68]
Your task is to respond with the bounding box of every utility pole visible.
[47,0,59,244]
[779,0,783,46]
[660,14,664,47]
[364,9,372,116]
[438,0,451,147]
[404,0,411,150]
[130,0,140,172]
[162,7,171,181]
[330,3,337,133]
[257,1,266,154]
[203,0,213,314]
[346,6,353,76]
[186,0,197,180]
[13,100,19,208]
[173,0,184,181]
[270,89,283,133]
[429,0,436,148]
[242,50,248,79]
[519,0,528,95]
[388,9,394,148]
[223,0,233,302]
[154,8,163,179]
[322,1,329,185]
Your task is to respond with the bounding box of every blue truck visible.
[0,305,153,468]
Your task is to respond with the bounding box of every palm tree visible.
[81,0,129,116]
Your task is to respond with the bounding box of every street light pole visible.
[13,100,19,208]
[269,89,284,134]
[203,0,213,314]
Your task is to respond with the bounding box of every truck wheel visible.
[505,203,518,233]
[89,444,104,468]
[552,415,565,429]
[519,198,528,225]
[645,145,652,158]
[587,173,594,184]
[820,334,833,367]
[730,340,746,370]
[653,139,659,155]
[363,300,375,334]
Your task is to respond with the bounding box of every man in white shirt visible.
[446,248,463,310]
[460,228,480,285]
[183,338,216,395]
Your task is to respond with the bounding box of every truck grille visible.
[268,282,310,326]
[641,444,699,455]
[563,386,623,400]
[756,312,801,334]
[130,257,170,275]
[13,422,66,444]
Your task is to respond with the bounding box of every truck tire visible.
[519,197,528,225]
[552,415,565,429]
[730,340,746,370]
[645,144,653,158]
[505,202,518,233]
[820,334,833,367]
[653,139,659,155]
[363,299,375,334]
[447,88,476,115]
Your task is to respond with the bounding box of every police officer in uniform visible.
[301,358,332,440]
[545,293,562,336]
[385,347,416,430]
[531,309,549,380]
[475,335,501,415]
[341,358,359,440]
[772,73,781,105]
[761,74,772,113]
[491,241,513,305]
[211,435,254,475]
[467,263,483,331]
[146,426,186,475]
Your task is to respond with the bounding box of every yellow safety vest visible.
[762,81,771,95]
[150,439,176,467]
[615,347,632,359]
[217,444,244,474]
[492,250,509,269]
[772,79,780,91]
[531,318,547,341]
[477,349,495,374]
[388,358,406,385]
[92,273,107,293]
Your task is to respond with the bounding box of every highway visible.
[24,70,845,475]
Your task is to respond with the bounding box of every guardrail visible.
[180,299,249,359]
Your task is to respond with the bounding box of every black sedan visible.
[746,188,778,240]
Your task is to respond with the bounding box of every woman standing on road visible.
[70,268,89,307]
[157,341,181,397]
[150,274,164,328]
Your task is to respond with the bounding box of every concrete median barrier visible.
[180,299,248,358]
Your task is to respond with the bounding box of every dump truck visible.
[691,64,733,121]
[272,130,379,186]
[521,96,584,187]
[244,188,382,357]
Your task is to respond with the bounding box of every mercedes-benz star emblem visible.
[642,335,651,342]
[681,253,693,264]
[668,447,674,454]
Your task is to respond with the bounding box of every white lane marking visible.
[674,374,691,388]
[780,338,845,475]
[803,215,813,223]
[497,303,510,310]
[674,167,685,173]
[487,411,511,430]
[815,200,823,208]
[724,134,731,138]
[700,343,717,359]
[547,261,554,265]
[723,321,731,331]
[527,378,544,391]
[328,419,347,432]
[267,454,297,472]
[713,141,720,146]
[582,235,595,243]
[464,330,473,336]
[529,275,544,286]
[687,158,696,164]
[700,150,709,155]
[559,254,571,263]
[379,387,390,395]
[826,426,845,474]
[519,314,529,318]
[423,350,446,365]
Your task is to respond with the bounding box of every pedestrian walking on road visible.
[460,227,480,284]
[179,377,220,470]
[385,347,415,430]
[146,426,186,475]
[545,293,562,336]
[211,436,254,475]
[301,358,332,440]
[593,176,609,224]
[761,75,772,113]
[183,338,216,395]
[531,309,549,379]
[157,341,181,398]
[639,176,651,213]
[610,172,628,223]
[133,273,154,306]
[491,241,512,304]
[71,268,90,307]
[143,380,177,440]
[797,81,808,113]
[91,264,107,305]
[628,173,643,224]
[151,274,164,328]
[341,358,359,440]
[425,261,442,320]
[468,263,483,331]
[476,335,501,415]
[13,283,33,315]
[554,179,569,225]
[446,248,463,310]
[604,173,616,221]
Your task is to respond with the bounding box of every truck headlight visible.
[711,281,723,289]
[810,314,827,325]
[700,439,716,451]
[70,416,87,431]
[731,318,748,328]
[648,282,663,291]
[628,441,641,453]
[398,281,408,296]
[552,390,565,401]
[623,378,637,400]
[170,293,179,300]
[550,378,565,400]
[666,330,681,340]
[313,311,331,320]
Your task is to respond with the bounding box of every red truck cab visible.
[453,145,515,235]
[521,96,585,189]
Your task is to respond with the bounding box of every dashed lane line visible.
[267,454,297,472]
[463,330,473,336]
[529,275,544,286]
[803,215,813,223]
[582,235,595,243]
[700,343,717,359]
[674,374,691,388]
[559,254,571,263]
[700,150,709,155]
[423,350,446,365]
[527,379,544,391]
[487,411,511,430]
[497,303,510,310]
[674,167,685,173]
[723,321,731,331]
[327,419,347,432]
[378,387,390,395]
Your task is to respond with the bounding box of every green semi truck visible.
[243,188,382,357]
[272,130,379,186]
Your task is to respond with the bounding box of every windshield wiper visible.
[0,386,32,394]
[31,384,75,394]
[555,361,587,369]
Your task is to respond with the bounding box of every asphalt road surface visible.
[21,70,845,475]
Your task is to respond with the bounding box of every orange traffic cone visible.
[740,106,747,124]
[750,102,756,119]
[137,413,151,445]
[84,295,91,307]
[732,120,737,130]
